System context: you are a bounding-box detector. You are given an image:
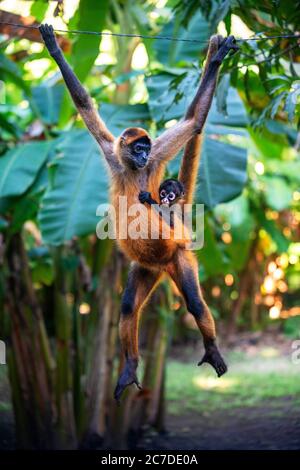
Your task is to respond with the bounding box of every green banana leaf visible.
[0,141,52,199]
[72,0,110,83]
[146,69,248,126]
[197,214,227,278]
[32,84,64,125]
[100,103,151,136]
[38,130,109,245]
[154,11,210,66]
[197,137,247,208]
[59,0,110,125]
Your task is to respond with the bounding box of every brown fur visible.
[121,127,150,144]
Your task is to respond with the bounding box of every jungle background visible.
[0,0,299,451]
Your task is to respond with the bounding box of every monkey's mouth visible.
[135,161,147,168]
[133,152,149,168]
[160,199,170,207]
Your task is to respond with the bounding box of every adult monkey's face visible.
[130,137,152,169]
[118,128,152,170]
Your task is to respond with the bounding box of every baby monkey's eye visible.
[160,190,166,198]
[135,144,142,152]
[168,192,175,200]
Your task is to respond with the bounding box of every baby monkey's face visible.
[159,179,184,206]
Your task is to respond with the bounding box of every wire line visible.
[1,21,300,44]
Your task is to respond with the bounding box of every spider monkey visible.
[139,179,185,229]
[39,24,238,402]
[139,179,185,207]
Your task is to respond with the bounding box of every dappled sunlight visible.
[24,58,51,79]
[132,43,148,69]
[260,347,279,358]
[192,375,239,392]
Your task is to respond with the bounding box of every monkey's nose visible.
[161,198,169,205]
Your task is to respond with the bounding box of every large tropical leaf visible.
[146,69,199,124]
[0,141,52,199]
[0,53,29,92]
[207,88,248,129]
[10,158,55,234]
[196,137,247,208]
[32,84,64,125]
[154,11,210,65]
[100,103,151,136]
[30,0,49,20]
[38,130,109,245]
[72,0,110,82]
[146,69,248,127]
[0,113,20,138]
[59,0,110,125]
[197,214,227,279]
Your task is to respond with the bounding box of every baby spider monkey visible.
[139,179,185,207]
[139,179,185,228]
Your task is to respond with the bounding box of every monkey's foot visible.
[39,24,59,55]
[198,345,228,377]
[114,358,142,403]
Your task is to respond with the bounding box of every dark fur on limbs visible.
[115,264,161,402]
[40,25,236,400]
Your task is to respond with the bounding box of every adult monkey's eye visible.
[168,192,175,200]
[160,190,166,198]
[135,144,142,152]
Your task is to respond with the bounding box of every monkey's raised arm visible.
[39,24,121,172]
[178,35,223,204]
[151,35,238,167]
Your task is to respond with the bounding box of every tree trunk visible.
[5,233,56,449]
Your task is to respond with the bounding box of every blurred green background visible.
[0,0,299,450]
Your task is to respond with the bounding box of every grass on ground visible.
[166,347,300,415]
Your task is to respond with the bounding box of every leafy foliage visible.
[32,84,64,125]
[71,0,110,82]
[154,11,210,65]
[39,130,109,244]
[0,141,51,198]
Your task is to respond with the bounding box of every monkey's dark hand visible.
[220,35,239,55]
[198,344,228,378]
[139,191,152,204]
[39,24,60,56]
[214,35,239,63]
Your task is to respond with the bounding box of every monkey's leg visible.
[114,263,162,402]
[168,250,227,377]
